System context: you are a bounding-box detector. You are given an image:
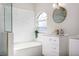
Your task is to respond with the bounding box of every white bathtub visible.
[14,41,42,56]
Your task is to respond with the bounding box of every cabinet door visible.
[69,39,79,56]
[42,36,49,55]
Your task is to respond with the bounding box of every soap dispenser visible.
[60,29,64,36]
[55,29,59,35]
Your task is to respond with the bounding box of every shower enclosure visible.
[0,3,12,56]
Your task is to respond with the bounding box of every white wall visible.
[35,3,79,35]
[13,4,35,43]
[60,3,79,35]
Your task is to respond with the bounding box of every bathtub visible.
[14,41,42,56]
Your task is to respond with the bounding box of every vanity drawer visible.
[47,50,59,56]
[43,46,59,56]
[50,45,59,52]
[48,37,59,44]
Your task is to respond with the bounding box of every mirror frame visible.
[53,7,67,23]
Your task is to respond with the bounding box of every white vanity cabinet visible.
[69,38,79,56]
[41,35,68,56]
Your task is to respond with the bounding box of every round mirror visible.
[53,7,67,23]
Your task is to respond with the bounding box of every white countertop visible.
[38,33,69,37]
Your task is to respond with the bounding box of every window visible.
[37,12,47,33]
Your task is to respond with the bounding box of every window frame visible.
[37,12,48,33]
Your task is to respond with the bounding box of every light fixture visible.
[53,3,58,8]
[53,3,65,9]
[59,3,65,7]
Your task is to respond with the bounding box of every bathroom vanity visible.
[38,34,68,56]
[69,35,79,56]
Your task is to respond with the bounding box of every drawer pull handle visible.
[53,40,56,41]
[49,38,52,40]
[53,48,56,49]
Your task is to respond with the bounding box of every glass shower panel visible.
[0,4,5,56]
[4,3,12,32]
